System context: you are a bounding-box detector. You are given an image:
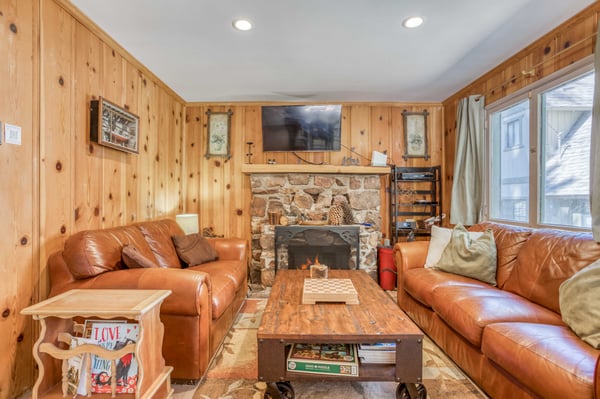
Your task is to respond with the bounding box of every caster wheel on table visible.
[396,383,427,399]
[264,381,295,399]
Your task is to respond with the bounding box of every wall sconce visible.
[175,214,199,235]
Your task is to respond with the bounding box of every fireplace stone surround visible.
[249,172,383,287]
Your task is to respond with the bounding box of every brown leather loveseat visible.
[394,221,600,398]
[47,218,248,382]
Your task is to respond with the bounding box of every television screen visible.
[262,105,342,152]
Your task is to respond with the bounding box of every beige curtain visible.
[450,95,485,225]
[591,28,600,241]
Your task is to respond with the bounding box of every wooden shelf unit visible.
[390,165,442,244]
[21,289,173,399]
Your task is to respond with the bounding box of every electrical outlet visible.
[5,123,21,145]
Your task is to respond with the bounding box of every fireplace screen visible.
[275,226,360,271]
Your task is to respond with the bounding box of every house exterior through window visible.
[486,58,593,229]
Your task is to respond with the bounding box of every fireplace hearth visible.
[275,226,360,271]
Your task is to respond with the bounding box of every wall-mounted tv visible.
[262,104,342,152]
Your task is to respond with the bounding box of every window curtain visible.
[591,27,600,241]
[450,95,485,225]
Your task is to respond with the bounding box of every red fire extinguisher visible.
[377,246,396,290]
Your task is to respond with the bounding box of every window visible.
[487,59,593,229]
[505,118,523,149]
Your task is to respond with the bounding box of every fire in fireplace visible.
[274,226,360,271]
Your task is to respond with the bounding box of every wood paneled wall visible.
[184,103,444,243]
[442,2,600,223]
[0,1,37,397]
[1,1,185,398]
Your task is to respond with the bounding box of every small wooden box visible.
[302,278,359,305]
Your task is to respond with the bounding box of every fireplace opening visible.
[288,242,351,270]
[274,226,360,271]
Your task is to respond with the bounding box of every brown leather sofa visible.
[394,221,600,399]
[47,218,248,383]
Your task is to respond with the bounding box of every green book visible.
[286,343,359,377]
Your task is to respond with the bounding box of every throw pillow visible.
[424,225,483,268]
[121,245,160,269]
[172,233,217,266]
[434,224,497,285]
[559,258,600,348]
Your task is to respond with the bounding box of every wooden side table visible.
[21,289,173,399]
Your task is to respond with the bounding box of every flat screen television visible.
[262,104,342,152]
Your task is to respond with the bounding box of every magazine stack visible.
[67,319,139,396]
[286,343,359,376]
[357,343,396,364]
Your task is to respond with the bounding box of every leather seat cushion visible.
[431,286,563,347]
[192,260,246,288]
[404,268,490,307]
[482,322,598,399]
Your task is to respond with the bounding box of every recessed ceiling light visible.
[232,19,253,31]
[403,16,424,29]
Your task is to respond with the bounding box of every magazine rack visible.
[21,289,173,399]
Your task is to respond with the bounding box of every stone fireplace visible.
[249,172,383,287]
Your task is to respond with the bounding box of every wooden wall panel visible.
[73,22,102,231]
[3,1,186,397]
[0,0,36,397]
[442,2,600,225]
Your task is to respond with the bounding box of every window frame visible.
[484,55,594,231]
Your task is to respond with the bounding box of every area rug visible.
[175,297,488,399]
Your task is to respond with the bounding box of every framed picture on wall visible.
[90,97,139,154]
[402,110,429,160]
[205,109,233,159]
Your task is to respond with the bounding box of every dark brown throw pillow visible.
[122,244,160,269]
[172,233,217,266]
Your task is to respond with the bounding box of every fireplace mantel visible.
[241,164,390,175]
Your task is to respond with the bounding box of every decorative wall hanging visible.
[90,97,139,154]
[205,109,233,159]
[402,110,429,160]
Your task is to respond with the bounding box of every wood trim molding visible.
[241,164,391,175]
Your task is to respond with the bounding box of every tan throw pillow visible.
[559,258,600,348]
[172,233,217,266]
[434,224,497,285]
[122,245,159,269]
[424,225,483,268]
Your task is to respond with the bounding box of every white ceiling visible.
[69,0,596,103]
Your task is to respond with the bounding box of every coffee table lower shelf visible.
[257,339,426,399]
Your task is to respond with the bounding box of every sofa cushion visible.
[431,286,563,346]
[503,229,600,313]
[172,233,218,266]
[435,224,497,285]
[424,225,483,268]
[63,225,158,279]
[122,244,160,269]
[137,219,184,268]
[194,260,246,289]
[482,322,598,399]
[559,258,600,348]
[404,268,490,307]
[468,222,532,288]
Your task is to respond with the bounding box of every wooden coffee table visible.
[257,270,426,399]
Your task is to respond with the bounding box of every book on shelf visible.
[84,320,139,394]
[357,342,396,364]
[286,343,359,377]
[66,336,96,396]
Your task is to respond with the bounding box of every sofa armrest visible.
[208,237,248,262]
[393,241,429,273]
